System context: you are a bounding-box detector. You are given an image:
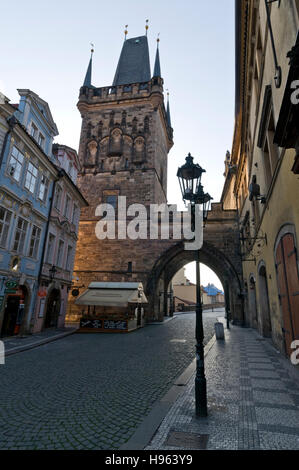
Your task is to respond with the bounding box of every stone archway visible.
[146,239,244,324]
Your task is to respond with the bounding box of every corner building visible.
[67,35,174,323]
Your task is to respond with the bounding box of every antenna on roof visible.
[145,19,149,36]
[124,25,128,41]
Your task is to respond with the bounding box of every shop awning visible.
[75,282,148,307]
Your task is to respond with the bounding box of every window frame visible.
[24,161,38,194]
[28,224,42,259]
[8,146,24,183]
[38,174,49,203]
[45,233,56,264]
[56,239,65,268]
[0,206,13,249]
[13,216,29,254]
[54,185,62,212]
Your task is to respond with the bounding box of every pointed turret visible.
[166,92,172,128]
[153,38,161,78]
[113,35,151,86]
[83,47,94,87]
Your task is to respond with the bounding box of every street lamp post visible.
[177,153,213,417]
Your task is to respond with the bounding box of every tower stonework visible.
[67,36,174,322]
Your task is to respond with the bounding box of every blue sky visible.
[0,0,235,288]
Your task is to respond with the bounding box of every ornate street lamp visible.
[177,153,213,417]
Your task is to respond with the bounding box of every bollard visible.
[0,340,5,365]
[214,322,225,340]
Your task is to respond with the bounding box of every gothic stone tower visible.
[68,35,173,322]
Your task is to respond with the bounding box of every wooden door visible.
[276,233,299,357]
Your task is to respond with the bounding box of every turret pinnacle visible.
[166,92,172,128]
[153,37,161,78]
[83,47,94,87]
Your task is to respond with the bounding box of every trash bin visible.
[214,322,225,340]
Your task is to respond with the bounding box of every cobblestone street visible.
[0,312,218,450]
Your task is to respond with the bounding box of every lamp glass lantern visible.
[177,153,206,203]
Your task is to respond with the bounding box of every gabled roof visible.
[17,89,59,136]
[112,36,151,86]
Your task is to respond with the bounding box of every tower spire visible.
[166,90,172,127]
[124,25,128,41]
[83,44,94,87]
[153,35,161,78]
[145,19,149,36]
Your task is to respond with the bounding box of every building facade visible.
[0,90,58,336]
[221,0,299,359]
[32,144,88,332]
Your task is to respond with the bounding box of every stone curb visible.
[120,333,217,450]
[4,328,78,357]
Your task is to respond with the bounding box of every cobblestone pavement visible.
[146,321,299,450]
[0,311,217,450]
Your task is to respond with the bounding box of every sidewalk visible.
[143,320,299,450]
[2,327,77,357]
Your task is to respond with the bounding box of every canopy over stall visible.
[75,282,148,307]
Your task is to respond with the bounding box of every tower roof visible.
[112,35,151,86]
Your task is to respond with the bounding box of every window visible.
[0,206,12,248]
[66,245,73,271]
[68,161,73,178]
[13,217,28,253]
[38,175,49,202]
[28,225,41,258]
[64,195,71,219]
[30,123,38,139]
[25,162,38,194]
[45,233,55,264]
[72,204,79,225]
[8,146,24,182]
[38,133,45,149]
[54,186,62,211]
[56,239,65,267]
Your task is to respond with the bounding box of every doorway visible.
[275,232,299,357]
[1,286,27,337]
[44,288,61,329]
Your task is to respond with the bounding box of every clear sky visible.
[0,0,235,289]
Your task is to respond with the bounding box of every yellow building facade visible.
[222,0,299,359]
